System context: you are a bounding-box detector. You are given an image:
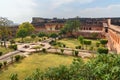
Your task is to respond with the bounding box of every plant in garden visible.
[74,50,79,56]
[10,73,19,80]
[96,42,100,47]
[78,36,84,49]
[15,55,21,62]
[3,61,7,67]
[100,39,108,47]
[60,49,64,54]
[97,47,109,54]
[0,52,3,56]
[0,62,2,69]
[42,48,46,53]
[31,34,36,41]
[84,40,92,49]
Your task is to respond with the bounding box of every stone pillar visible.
[107,19,111,26]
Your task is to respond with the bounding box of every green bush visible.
[15,55,21,62]
[60,49,64,54]
[0,63,2,69]
[3,61,7,66]
[9,44,17,50]
[75,46,81,49]
[42,48,46,53]
[74,50,79,56]
[100,39,108,46]
[63,44,66,48]
[96,42,100,47]
[0,52,3,56]
[38,32,46,37]
[97,47,108,54]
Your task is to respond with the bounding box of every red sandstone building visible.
[9,17,120,53]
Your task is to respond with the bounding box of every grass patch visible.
[57,38,99,49]
[0,47,13,55]
[0,53,75,80]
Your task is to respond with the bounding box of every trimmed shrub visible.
[42,48,46,53]
[100,39,108,46]
[60,49,64,54]
[96,42,100,47]
[75,46,81,49]
[3,61,7,66]
[0,63,2,69]
[0,52,3,56]
[97,47,109,54]
[15,55,21,62]
[74,50,79,56]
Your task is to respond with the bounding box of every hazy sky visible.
[0,0,120,23]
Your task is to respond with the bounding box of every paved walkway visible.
[0,38,92,63]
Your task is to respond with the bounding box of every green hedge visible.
[97,47,108,54]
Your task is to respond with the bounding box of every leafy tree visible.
[60,49,64,54]
[31,34,36,42]
[78,36,84,49]
[15,55,21,62]
[38,32,46,37]
[61,20,80,37]
[100,39,108,47]
[3,61,7,67]
[17,22,35,42]
[18,22,34,35]
[96,42,100,47]
[17,28,28,42]
[0,17,12,47]
[97,47,109,54]
[91,32,98,39]
[49,33,58,40]
[84,40,92,49]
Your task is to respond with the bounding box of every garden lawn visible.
[58,38,80,49]
[0,47,13,55]
[58,38,99,49]
[0,53,75,80]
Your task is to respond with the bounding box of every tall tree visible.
[17,28,28,42]
[0,17,12,47]
[60,20,80,37]
[18,22,35,35]
[17,22,35,42]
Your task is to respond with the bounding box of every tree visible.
[15,55,21,62]
[19,22,34,35]
[78,36,84,49]
[0,17,12,47]
[38,32,46,37]
[60,20,80,37]
[97,47,109,54]
[91,32,98,39]
[31,34,36,42]
[84,40,92,49]
[60,49,64,54]
[49,33,58,40]
[100,39,108,47]
[17,22,35,42]
[17,28,28,42]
